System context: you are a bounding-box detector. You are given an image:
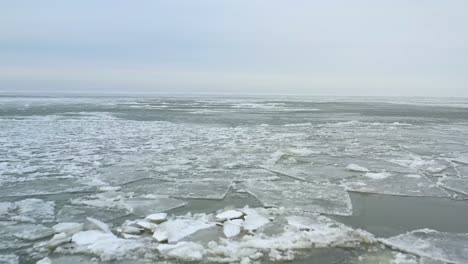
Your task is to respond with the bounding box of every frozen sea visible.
[1,95,468,264]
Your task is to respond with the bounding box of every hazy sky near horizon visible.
[1,1,467,96]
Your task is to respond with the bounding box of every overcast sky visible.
[1,1,467,96]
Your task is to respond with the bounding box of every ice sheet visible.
[438,177,468,196]
[383,229,468,264]
[0,178,95,198]
[124,179,232,200]
[243,180,353,216]
[71,192,187,217]
[344,174,449,197]
[57,205,129,223]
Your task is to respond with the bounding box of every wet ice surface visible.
[1,95,468,263]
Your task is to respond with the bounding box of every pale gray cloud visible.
[1,1,467,96]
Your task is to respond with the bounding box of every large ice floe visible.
[242,180,353,216]
[383,229,468,264]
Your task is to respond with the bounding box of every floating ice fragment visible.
[216,210,244,221]
[71,230,144,261]
[241,208,270,231]
[145,213,167,223]
[244,180,353,216]
[47,233,70,249]
[346,164,370,172]
[72,230,111,246]
[438,178,468,196]
[223,219,243,238]
[0,199,55,223]
[87,217,111,233]
[119,226,142,235]
[364,172,391,180]
[52,222,83,235]
[157,242,205,261]
[155,214,216,243]
[344,174,449,197]
[383,229,468,264]
[135,220,158,231]
[12,224,54,241]
[152,229,169,242]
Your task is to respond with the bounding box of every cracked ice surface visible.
[438,177,468,196]
[343,173,450,197]
[383,229,468,264]
[243,180,353,216]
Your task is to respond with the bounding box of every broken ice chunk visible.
[216,210,244,221]
[52,222,83,235]
[119,226,142,235]
[157,242,205,261]
[135,220,158,231]
[71,230,144,261]
[86,217,111,233]
[223,219,243,238]
[383,229,468,264]
[145,213,167,223]
[244,180,353,216]
[47,233,71,249]
[364,172,391,180]
[155,214,215,243]
[152,229,169,243]
[346,164,370,172]
[72,230,114,246]
[241,208,270,231]
[0,199,55,223]
[12,224,54,241]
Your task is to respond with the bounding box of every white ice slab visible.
[154,214,216,243]
[244,180,353,216]
[157,242,205,261]
[223,219,243,238]
[52,222,83,235]
[215,210,244,221]
[383,229,468,264]
[346,164,370,172]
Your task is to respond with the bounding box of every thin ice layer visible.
[72,193,187,217]
[344,174,449,197]
[383,229,468,264]
[124,179,232,200]
[0,178,95,198]
[57,205,129,223]
[243,180,352,216]
[0,222,54,250]
[438,178,468,196]
[155,214,216,243]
